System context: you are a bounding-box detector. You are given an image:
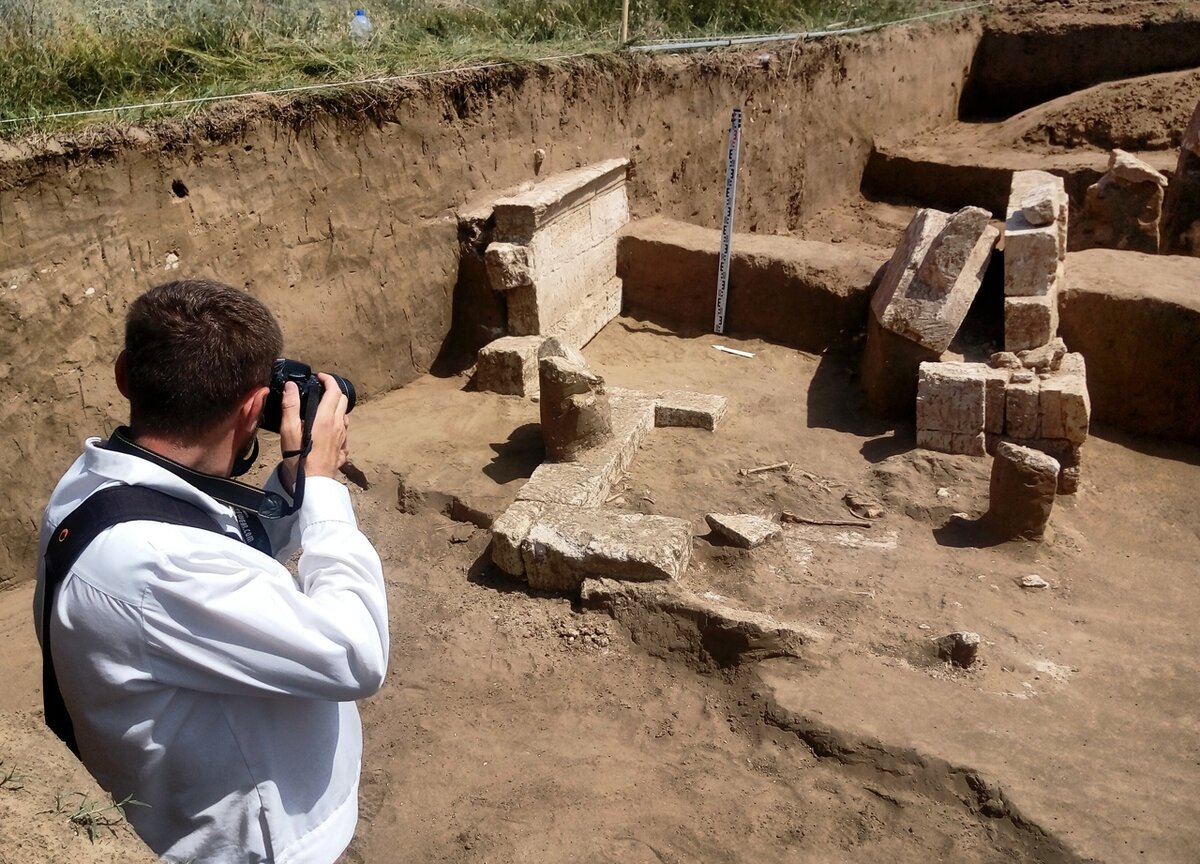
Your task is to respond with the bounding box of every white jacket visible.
[33,438,389,864]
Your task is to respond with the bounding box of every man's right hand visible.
[305,373,351,479]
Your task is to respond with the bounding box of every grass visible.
[0,760,25,791]
[0,0,931,134]
[51,790,147,842]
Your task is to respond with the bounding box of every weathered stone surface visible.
[1109,149,1169,187]
[1038,352,1091,444]
[522,505,692,592]
[580,578,824,665]
[1018,337,1067,372]
[916,362,986,435]
[474,335,543,396]
[1019,574,1050,589]
[490,500,544,577]
[545,276,622,350]
[916,429,986,457]
[705,513,782,549]
[871,206,999,353]
[655,390,729,431]
[935,631,981,668]
[1162,99,1200,255]
[484,242,533,291]
[493,159,630,242]
[989,351,1022,370]
[537,335,587,368]
[1005,377,1041,440]
[988,442,1060,540]
[1005,294,1059,352]
[517,387,655,507]
[1078,150,1169,253]
[1005,172,1067,301]
[538,344,612,462]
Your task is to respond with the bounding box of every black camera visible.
[260,359,356,434]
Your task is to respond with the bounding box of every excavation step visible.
[617,216,888,353]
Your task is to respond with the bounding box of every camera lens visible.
[330,374,356,414]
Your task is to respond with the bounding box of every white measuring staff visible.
[713,108,743,335]
[713,345,754,358]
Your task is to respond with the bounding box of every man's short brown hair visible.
[124,280,283,438]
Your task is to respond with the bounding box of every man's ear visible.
[237,386,270,437]
[114,351,130,399]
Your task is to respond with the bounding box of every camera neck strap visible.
[106,427,300,520]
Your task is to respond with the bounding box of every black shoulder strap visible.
[41,485,226,756]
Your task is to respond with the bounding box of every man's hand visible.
[277,374,350,493]
[306,373,351,479]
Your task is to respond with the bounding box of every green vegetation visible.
[0,0,928,132]
[51,790,147,842]
[0,760,25,791]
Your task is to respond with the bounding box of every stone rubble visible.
[1077,149,1171,254]
[988,442,1060,540]
[704,513,782,549]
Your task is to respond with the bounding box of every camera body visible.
[260,359,356,434]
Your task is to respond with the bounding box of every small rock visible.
[1010,369,1035,384]
[1109,149,1169,188]
[533,148,546,172]
[1019,574,1050,589]
[935,631,981,668]
[1020,182,1060,226]
[843,491,885,519]
[449,524,475,544]
[988,351,1023,370]
[1018,337,1067,372]
[757,53,772,68]
[705,513,782,549]
[936,487,951,500]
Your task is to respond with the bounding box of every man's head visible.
[118,280,282,444]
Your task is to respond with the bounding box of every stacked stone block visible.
[1078,150,1170,254]
[915,344,1091,492]
[486,159,629,349]
[1004,170,1068,352]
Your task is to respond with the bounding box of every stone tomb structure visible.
[474,159,630,397]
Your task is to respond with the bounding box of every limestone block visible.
[491,500,545,577]
[997,436,1080,495]
[539,345,612,463]
[528,183,630,266]
[474,335,543,396]
[655,391,729,430]
[916,429,986,457]
[544,276,622,350]
[493,159,630,242]
[484,242,533,291]
[1078,151,1168,254]
[517,461,611,508]
[1005,294,1059,352]
[916,362,985,435]
[1038,353,1091,444]
[1021,183,1060,227]
[521,505,692,592]
[1109,149,1169,187]
[1005,224,1061,298]
[871,206,1000,353]
[705,513,782,549]
[1005,378,1041,440]
[988,442,1060,540]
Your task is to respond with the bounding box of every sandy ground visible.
[3,319,1197,863]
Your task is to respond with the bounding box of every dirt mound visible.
[1017,68,1200,151]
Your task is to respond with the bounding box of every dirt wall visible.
[0,20,982,587]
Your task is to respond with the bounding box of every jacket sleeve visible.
[138,477,389,702]
[260,464,302,564]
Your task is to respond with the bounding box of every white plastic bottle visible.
[350,9,373,46]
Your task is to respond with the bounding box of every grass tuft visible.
[51,790,147,842]
[0,0,929,133]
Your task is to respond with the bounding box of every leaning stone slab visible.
[1005,294,1059,352]
[522,506,692,592]
[705,513,782,549]
[655,390,729,430]
[988,442,1060,540]
[474,335,544,396]
[581,577,824,665]
[871,206,1000,353]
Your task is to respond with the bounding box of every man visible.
[33,279,388,864]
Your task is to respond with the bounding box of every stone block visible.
[916,362,985,435]
[528,183,630,266]
[1109,149,1169,187]
[491,500,544,577]
[871,206,1000,353]
[508,233,620,336]
[544,276,622,350]
[474,335,543,396]
[521,505,692,592]
[655,391,729,431]
[916,428,986,457]
[997,437,1081,495]
[988,442,1060,540]
[1004,222,1060,298]
[1021,182,1061,227]
[1038,353,1091,444]
[1078,151,1168,254]
[484,242,533,291]
[705,513,782,549]
[1005,294,1059,352]
[493,159,630,242]
[539,350,612,463]
[1005,377,1041,439]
